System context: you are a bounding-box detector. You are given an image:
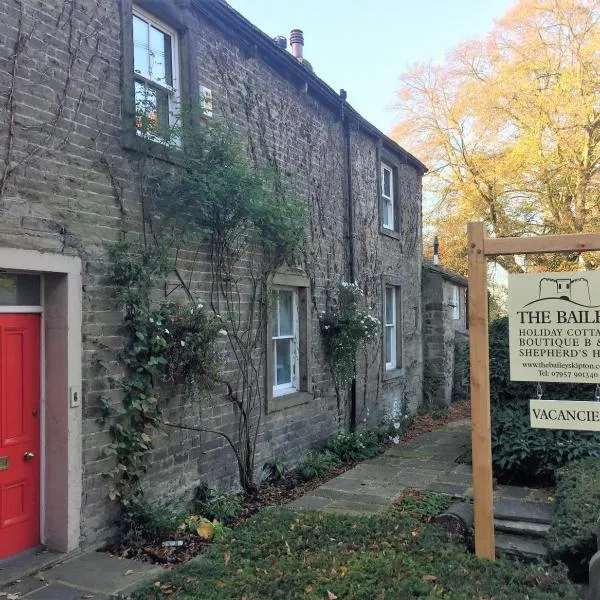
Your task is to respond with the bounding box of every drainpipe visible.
[340,89,357,432]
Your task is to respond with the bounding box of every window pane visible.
[278,291,294,336]
[385,287,394,325]
[383,198,393,228]
[135,81,169,133]
[275,339,292,385]
[385,325,393,364]
[133,15,149,78]
[0,274,40,306]
[383,167,391,197]
[149,25,173,86]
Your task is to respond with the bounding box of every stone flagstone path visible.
[289,419,553,513]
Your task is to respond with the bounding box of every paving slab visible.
[426,482,470,497]
[25,582,110,599]
[47,551,164,595]
[1,550,166,599]
[288,494,333,511]
[0,548,64,587]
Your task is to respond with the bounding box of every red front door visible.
[0,314,40,560]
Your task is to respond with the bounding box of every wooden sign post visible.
[467,223,600,560]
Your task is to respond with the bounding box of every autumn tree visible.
[394,0,600,275]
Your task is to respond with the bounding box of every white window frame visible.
[452,285,460,320]
[381,163,394,230]
[385,286,397,370]
[132,5,180,141]
[272,287,299,397]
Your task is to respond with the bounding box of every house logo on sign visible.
[535,277,592,306]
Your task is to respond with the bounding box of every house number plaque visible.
[0,456,8,471]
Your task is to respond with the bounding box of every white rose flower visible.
[218,329,228,336]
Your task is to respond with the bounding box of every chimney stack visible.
[433,235,439,266]
[290,29,304,60]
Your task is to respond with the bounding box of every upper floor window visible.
[133,6,179,137]
[381,163,394,230]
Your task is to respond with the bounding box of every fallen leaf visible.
[304,585,313,594]
[422,575,437,582]
[339,566,348,574]
[224,552,231,566]
[124,569,134,576]
[285,541,291,555]
[197,520,215,540]
[327,592,338,600]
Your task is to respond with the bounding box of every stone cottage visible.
[0,0,425,559]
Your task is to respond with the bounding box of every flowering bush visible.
[327,430,383,462]
[146,301,226,390]
[319,281,380,386]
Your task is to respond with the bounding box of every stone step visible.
[495,533,548,561]
[494,518,551,539]
[493,498,555,525]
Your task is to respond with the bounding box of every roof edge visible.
[423,261,468,286]
[190,0,428,173]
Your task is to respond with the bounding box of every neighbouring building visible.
[422,262,469,407]
[0,0,426,559]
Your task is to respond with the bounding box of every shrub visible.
[492,404,600,484]
[297,451,342,481]
[123,499,185,543]
[548,458,600,579]
[319,281,380,387]
[262,457,288,482]
[327,430,382,462]
[193,484,243,525]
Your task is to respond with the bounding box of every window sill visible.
[379,226,402,242]
[382,368,404,382]
[121,129,186,166]
[266,390,312,414]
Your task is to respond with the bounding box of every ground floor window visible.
[271,287,299,396]
[384,284,402,371]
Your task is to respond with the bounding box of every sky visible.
[227,0,516,135]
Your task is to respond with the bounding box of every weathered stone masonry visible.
[0,0,425,551]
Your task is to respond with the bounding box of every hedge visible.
[548,458,600,579]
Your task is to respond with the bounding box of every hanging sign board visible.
[530,399,600,431]
[508,271,600,383]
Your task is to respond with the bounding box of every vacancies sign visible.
[509,271,600,383]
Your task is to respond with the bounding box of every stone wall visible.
[0,0,424,548]
[422,264,468,407]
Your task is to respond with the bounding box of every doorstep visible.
[0,546,66,588]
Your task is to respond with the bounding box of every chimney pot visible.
[273,35,287,50]
[290,28,304,59]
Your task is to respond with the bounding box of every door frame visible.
[0,248,82,555]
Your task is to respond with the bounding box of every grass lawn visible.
[131,492,578,600]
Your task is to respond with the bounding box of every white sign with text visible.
[530,399,600,431]
[509,271,600,383]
